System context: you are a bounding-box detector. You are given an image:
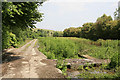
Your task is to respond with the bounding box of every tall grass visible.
[38,37,119,60]
[38,37,79,59]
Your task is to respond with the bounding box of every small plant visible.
[78,65,84,70]
[85,66,89,71]
[116,66,120,78]
[56,59,67,76]
[78,71,117,78]
[100,64,108,69]
[109,53,118,68]
[46,52,56,59]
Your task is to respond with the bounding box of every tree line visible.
[29,28,63,38]
[63,14,120,41]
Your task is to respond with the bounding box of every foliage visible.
[2,29,11,49]
[53,31,63,37]
[38,37,118,60]
[38,37,119,78]
[2,2,43,29]
[38,37,78,59]
[2,2,44,49]
[114,5,120,20]
[100,64,108,69]
[56,59,67,75]
[44,52,55,59]
[30,28,63,38]
[116,66,120,78]
[9,32,18,47]
[78,65,84,70]
[78,71,117,78]
[63,14,120,40]
[109,53,119,68]
[63,27,81,37]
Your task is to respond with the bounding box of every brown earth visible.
[1,39,64,78]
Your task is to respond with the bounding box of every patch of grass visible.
[34,39,38,47]
[17,38,32,48]
[22,40,32,51]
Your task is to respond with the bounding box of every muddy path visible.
[1,39,64,78]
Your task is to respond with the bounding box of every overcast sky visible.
[35,0,119,31]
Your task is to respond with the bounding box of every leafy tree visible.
[114,6,120,20]
[2,2,44,49]
[81,23,93,39]
[53,31,63,37]
[63,27,80,37]
[94,14,113,39]
[53,32,59,37]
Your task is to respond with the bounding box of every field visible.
[38,37,118,59]
[38,37,119,78]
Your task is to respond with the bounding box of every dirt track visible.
[1,39,64,78]
[1,39,111,79]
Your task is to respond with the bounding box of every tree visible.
[53,32,59,37]
[114,6,120,20]
[63,14,120,40]
[94,14,113,39]
[2,2,44,49]
[63,27,80,37]
[53,31,63,37]
[81,23,93,39]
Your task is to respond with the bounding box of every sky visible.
[35,0,119,31]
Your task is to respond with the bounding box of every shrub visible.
[109,52,118,68]
[116,66,120,78]
[56,59,67,75]
[10,33,18,47]
[78,65,84,70]
[45,52,55,59]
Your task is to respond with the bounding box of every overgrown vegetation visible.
[38,37,79,59]
[56,59,67,76]
[38,37,119,72]
[76,63,120,78]
[38,37,118,59]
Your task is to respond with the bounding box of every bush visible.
[45,52,55,59]
[2,31,11,49]
[10,33,18,47]
[56,59,67,75]
[109,53,118,68]
[78,65,84,70]
[116,66,120,78]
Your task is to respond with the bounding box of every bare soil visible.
[1,39,64,78]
